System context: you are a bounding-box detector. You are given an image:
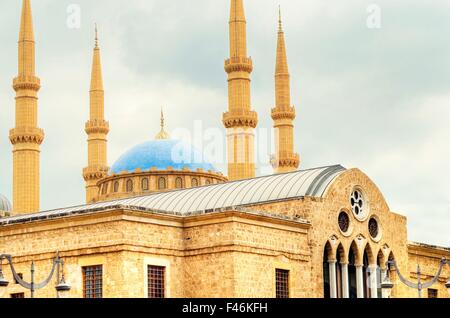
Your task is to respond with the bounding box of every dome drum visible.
[96,167,227,202]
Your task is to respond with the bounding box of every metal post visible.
[30,261,35,298]
[417,265,421,299]
[56,257,60,298]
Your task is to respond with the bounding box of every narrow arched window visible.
[126,179,134,192]
[142,178,149,191]
[101,183,108,195]
[113,181,119,193]
[205,179,211,185]
[191,178,199,187]
[158,177,167,190]
[175,177,183,189]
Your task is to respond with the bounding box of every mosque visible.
[0,0,449,298]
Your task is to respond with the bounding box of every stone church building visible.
[0,0,449,298]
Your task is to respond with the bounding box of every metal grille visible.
[148,265,165,298]
[338,211,350,233]
[10,293,25,298]
[83,265,103,298]
[275,269,289,298]
[368,218,379,238]
[427,289,438,298]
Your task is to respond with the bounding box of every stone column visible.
[341,262,349,298]
[328,260,337,298]
[355,264,364,298]
[380,267,387,298]
[368,265,378,298]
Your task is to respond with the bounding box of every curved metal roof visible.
[0,165,346,225]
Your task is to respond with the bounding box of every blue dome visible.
[111,139,219,175]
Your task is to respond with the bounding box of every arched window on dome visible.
[191,178,199,187]
[126,179,134,192]
[101,183,108,195]
[113,181,119,193]
[158,177,167,190]
[142,178,149,191]
[175,177,183,189]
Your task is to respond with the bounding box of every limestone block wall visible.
[405,243,450,298]
[248,168,412,297]
[0,209,310,298]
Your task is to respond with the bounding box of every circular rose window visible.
[338,211,350,233]
[368,217,379,239]
[350,189,367,220]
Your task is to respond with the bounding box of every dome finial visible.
[155,107,170,140]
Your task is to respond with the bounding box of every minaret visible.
[10,0,44,214]
[83,25,109,203]
[271,8,299,173]
[223,0,258,181]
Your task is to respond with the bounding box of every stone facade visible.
[0,169,448,298]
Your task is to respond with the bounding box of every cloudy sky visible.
[0,0,449,246]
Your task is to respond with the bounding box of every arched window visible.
[141,178,149,191]
[101,183,108,195]
[175,177,183,189]
[113,181,119,193]
[191,178,199,187]
[126,179,134,192]
[158,177,167,190]
[323,242,332,299]
[205,179,211,185]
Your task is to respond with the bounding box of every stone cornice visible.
[407,242,450,258]
[0,208,310,236]
[103,168,227,183]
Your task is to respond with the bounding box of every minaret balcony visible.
[224,57,253,73]
[83,165,109,181]
[13,75,41,91]
[85,119,110,134]
[9,127,45,145]
[223,110,258,128]
[270,152,300,168]
[271,107,296,120]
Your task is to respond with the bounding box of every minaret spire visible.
[83,24,110,203]
[223,0,258,181]
[271,7,300,173]
[278,5,282,32]
[94,23,99,48]
[10,0,45,214]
